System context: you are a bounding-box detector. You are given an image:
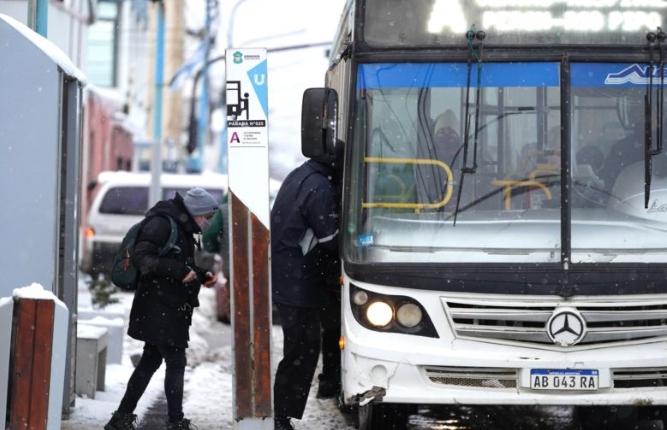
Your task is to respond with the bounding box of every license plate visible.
[530,369,599,391]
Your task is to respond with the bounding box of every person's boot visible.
[104,411,137,430]
[274,416,295,430]
[316,374,340,399]
[166,418,198,430]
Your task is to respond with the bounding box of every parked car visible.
[80,171,227,277]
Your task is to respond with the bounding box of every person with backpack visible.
[105,187,219,430]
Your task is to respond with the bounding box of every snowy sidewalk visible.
[62,280,352,429]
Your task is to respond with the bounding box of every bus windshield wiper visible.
[657,28,665,157]
[453,27,485,226]
[645,29,666,208]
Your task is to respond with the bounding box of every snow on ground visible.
[63,276,353,429]
[62,279,165,429]
[62,354,166,430]
[271,326,355,430]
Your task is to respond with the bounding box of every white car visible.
[80,171,227,277]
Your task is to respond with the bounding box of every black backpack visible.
[110,214,179,290]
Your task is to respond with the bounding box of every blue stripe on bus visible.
[531,369,598,376]
[357,63,560,90]
[571,63,667,87]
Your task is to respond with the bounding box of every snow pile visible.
[80,316,124,327]
[77,324,108,340]
[0,296,11,307]
[185,287,219,366]
[186,330,209,367]
[13,283,66,307]
[182,362,234,428]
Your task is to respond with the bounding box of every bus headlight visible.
[353,290,369,306]
[396,303,422,327]
[349,284,439,338]
[366,301,393,327]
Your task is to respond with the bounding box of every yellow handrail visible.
[492,170,555,211]
[362,157,453,209]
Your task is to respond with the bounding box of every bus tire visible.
[357,402,410,430]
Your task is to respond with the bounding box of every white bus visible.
[300,0,667,428]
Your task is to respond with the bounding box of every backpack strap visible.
[158,216,180,257]
[142,213,181,257]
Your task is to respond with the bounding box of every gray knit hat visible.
[183,187,219,216]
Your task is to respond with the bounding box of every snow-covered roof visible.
[87,84,125,105]
[0,13,87,84]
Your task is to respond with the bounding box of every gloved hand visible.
[203,272,217,288]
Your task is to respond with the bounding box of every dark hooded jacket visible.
[127,193,207,348]
[271,160,340,308]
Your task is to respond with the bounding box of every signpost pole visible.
[226,48,273,430]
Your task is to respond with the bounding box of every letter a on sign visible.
[230,132,240,144]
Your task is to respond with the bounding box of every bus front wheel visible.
[357,402,411,430]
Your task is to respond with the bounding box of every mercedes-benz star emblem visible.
[547,309,586,347]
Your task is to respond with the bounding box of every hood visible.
[146,193,201,234]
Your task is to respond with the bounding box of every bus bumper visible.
[342,338,667,406]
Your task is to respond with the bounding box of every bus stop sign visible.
[226,48,272,429]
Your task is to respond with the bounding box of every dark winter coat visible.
[127,193,207,348]
[271,160,340,308]
[202,193,230,276]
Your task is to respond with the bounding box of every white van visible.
[81,171,227,276]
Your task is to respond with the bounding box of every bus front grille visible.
[613,368,667,389]
[443,296,667,348]
[423,366,518,389]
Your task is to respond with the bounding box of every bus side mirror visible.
[301,88,338,160]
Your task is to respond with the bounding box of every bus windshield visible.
[347,62,667,264]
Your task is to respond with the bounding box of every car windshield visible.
[99,187,148,215]
[347,62,667,264]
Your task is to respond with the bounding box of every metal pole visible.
[35,0,47,37]
[27,0,48,36]
[150,3,165,206]
[191,0,212,173]
[219,118,228,174]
